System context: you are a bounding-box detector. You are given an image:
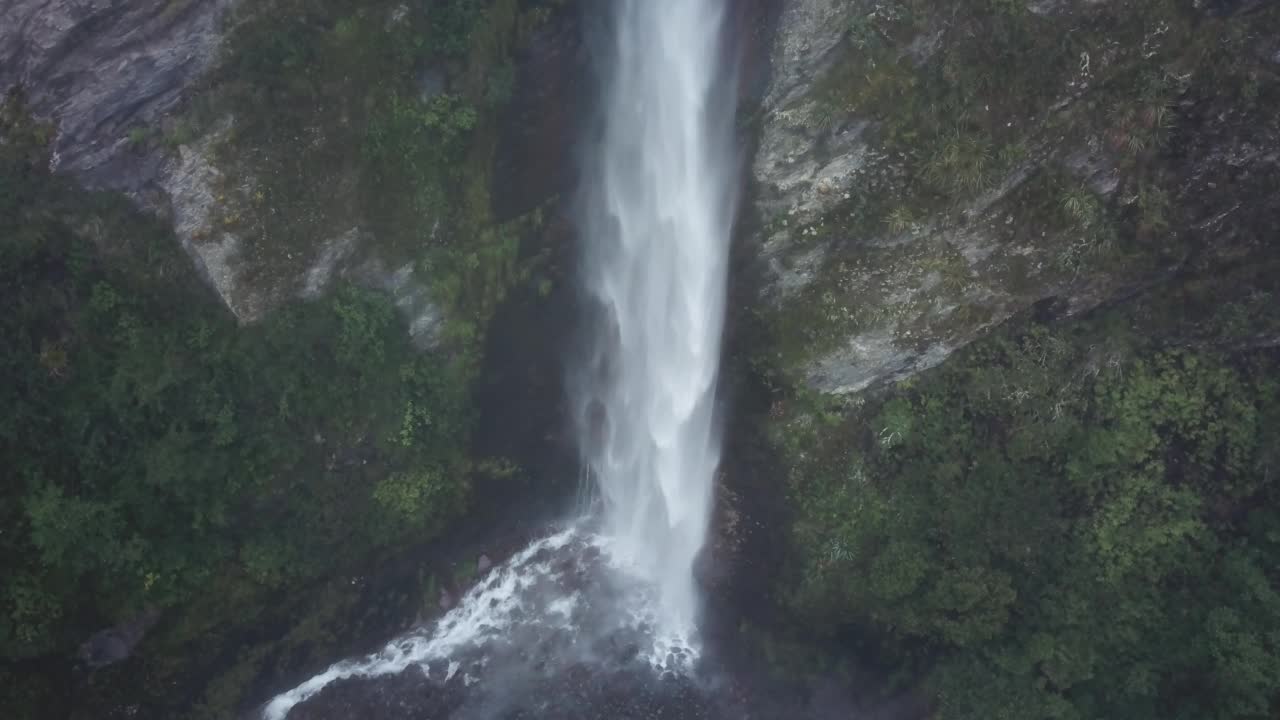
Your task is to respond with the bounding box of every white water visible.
[572,0,738,637]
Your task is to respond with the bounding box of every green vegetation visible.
[188,0,554,347]
[1,90,473,663]
[2,0,568,714]
[811,0,1220,198]
[813,0,1078,201]
[760,3,1280,717]
[775,301,1280,719]
[127,126,154,148]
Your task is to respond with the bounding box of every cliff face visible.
[748,0,1280,395]
[0,3,586,717]
[2,0,578,338]
[732,3,1280,717]
[0,0,234,194]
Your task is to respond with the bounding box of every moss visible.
[1,85,489,715]
[762,217,985,379]
[127,126,154,148]
[808,0,1087,202]
[0,667,62,720]
[799,0,1268,219]
[173,0,559,358]
[753,0,1280,714]
[763,0,1280,384]
[772,288,1280,713]
[1,0,585,708]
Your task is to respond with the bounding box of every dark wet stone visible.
[424,658,449,681]
[618,642,640,663]
[77,609,160,669]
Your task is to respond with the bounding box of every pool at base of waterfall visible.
[260,524,914,720]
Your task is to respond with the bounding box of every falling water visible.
[259,4,737,716]
[572,0,738,636]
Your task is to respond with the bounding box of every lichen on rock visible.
[750,0,1280,395]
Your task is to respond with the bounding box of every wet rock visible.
[491,1,585,221]
[270,526,923,720]
[751,0,877,302]
[1195,0,1268,17]
[417,67,446,100]
[0,0,235,195]
[1,0,544,339]
[157,118,271,321]
[77,609,160,669]
[79,632,130,668]
[287,668,460,720]
[761,0,856,112]
[749,0,1280,396]
[349,257,446,350]
[477,554,493,574]
[424,658,450,681]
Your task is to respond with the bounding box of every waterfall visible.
[259,4,738,716]
[572,0,738,635]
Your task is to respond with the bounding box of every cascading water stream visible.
[572,0,738,637]
[259,3,736,716]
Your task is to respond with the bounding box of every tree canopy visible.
[780,316,1280,720]
[1,91,473,660]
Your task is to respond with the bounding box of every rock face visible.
[0,0,234,194]
[156,118,269,318]
[0,0,456,328]
[77,610,160,669]
[1,0,581,336]
[748,0,1280,394]
[151,112,452,329]
[753,0,865,247]
[0,0,317,324]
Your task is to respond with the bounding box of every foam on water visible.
[260,526,701,718]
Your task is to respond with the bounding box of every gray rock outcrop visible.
[0,0,235,194]
[749,0,1280,395]
[77,609,160,669]
[1,0,451,334]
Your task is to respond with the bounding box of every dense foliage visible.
[759,3,1280,715]
[777,312,1280,720]
[1,1,562,715]
[0,93,473,660]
